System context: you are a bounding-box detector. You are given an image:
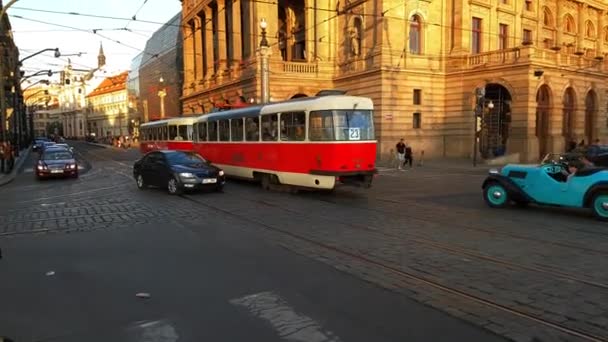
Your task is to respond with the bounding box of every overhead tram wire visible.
[125,0,150,30]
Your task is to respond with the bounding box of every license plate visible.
[202,178,217,184]
[51,169,63,174]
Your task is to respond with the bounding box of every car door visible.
[526,165,572,206]
[149,153,171,186]
[138,154,155,185]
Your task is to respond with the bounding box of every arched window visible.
[564,15,575,33]
[409,15,422,54]
[586,20,595,38]
[543,7,553,27]
[352,17,363,56]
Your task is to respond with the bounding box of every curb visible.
[0,146,32,187]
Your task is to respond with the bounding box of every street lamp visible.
[23,79,50,92]
[259,18,271,104]
[158,76,167,119]
[487,101,495,110]
[21,70,54,84]
[18,48,61,66]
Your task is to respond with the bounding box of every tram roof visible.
[140,116,198,127]
[195,95,373,122]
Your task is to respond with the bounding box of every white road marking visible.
[230,291,342,342]
[131,320,179,341]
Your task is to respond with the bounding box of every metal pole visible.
[473,107,478,167]
[260,47,270,104]
[0,0,20,144]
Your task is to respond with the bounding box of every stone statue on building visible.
[348,26,360,57]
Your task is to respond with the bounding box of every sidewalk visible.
[376,157,502,175]
[0,146,32,187]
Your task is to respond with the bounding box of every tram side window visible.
[208,121,218,141]
[245,117,260,141]
[218,120,230,141]
[169,126,178,140]
[187,125,193,140]
[162,126,168,140]
[261,114,278,141]
[152,128,158,140]
[193,124,198,142]
[309,111,334,141]
[231,118,244,141]
[280,112,305,141]
[177,125,187,140]
[198,122,207,141]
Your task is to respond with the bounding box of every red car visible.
[36,147,78,179]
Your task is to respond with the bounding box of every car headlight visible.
[489,168,500,174]
[37,165,44,170]
[68,164,77,169]
[218,170,224,176]
[179,172,195,178]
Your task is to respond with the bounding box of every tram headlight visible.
[179,172,195,178]
[218,170,224,176]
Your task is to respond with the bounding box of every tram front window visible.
[309,110,374,141]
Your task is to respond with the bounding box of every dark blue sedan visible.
[133,150,225,195]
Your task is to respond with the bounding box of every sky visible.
[7,0,182,84]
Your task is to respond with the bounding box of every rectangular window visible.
[225,0,233,63]
[168,126,177,140]
[193,123,199,141]
[240,0,251,58]
[413,89,422,105]
[202,123,209,140]
[178,125,188,140]
[525,0,532,11]
[309,110,375,141]
[231,118,244,141]
[543,38,554,49]
[218,120,230,141]
[280,112,306,141]
[211,2,219,74]
[499,24,508,50]
[245,117,259,141]
[413,112,421,129]
[208,121,218,141]
[261,114,278,141]
[309,111,334,141]
[197,11,207,76]
[523,29,532,44]
[472,17,482,54]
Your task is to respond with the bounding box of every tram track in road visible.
[248,198,608,290]
[321,195,608,255]
[179,193,608,342]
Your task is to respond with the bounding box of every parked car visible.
[35,148,78,179]
[32,138,50,152]
[482,160,608,220]
[39,141,56,153]
[133,150,225,195]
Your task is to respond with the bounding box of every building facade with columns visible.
[180,0,608,162]
[85,71,129,138]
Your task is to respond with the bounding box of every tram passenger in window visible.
[174,135,184,141]
[295,126,305,140]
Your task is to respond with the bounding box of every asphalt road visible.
[0,142,507,342]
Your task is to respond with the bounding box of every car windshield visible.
[43,151,73,160]
[165,152,206,165]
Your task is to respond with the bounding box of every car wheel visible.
[136,174,146,190]
[167,177,182,195]
[483,182,509,208]
[591,192,608,221]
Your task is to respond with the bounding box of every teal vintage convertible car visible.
[482,154,608,220]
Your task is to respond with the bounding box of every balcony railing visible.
[468,47,521,66]
[282,61,318,74]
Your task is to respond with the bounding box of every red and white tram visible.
[192,95,377,190]
[139,117,197,154]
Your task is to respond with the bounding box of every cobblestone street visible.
[1,142,606,342]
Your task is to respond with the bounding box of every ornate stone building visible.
[180,0,608,161]
[85,71,129,138]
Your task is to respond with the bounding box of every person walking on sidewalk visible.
[404,143,413,168]
[396,138,406,170]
